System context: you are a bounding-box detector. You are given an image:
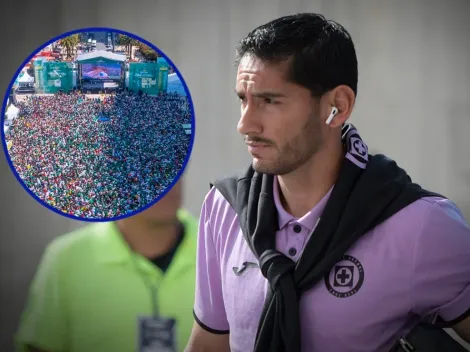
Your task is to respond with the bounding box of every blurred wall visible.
[1,0,469,350]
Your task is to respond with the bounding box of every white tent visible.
[5,104,19,121]
[18,71,34,83]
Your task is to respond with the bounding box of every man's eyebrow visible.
[234,89,287,98]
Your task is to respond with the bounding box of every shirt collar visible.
[93,222,133,264]
[273,176,333,232]
[168,209,198,276]
[93,209,197,273]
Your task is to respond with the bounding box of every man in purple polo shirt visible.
[185,13,470,352]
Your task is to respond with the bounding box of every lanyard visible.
[131,254,160,318]
[128,221,185,318]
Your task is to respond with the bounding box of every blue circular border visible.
[1,27,196,223]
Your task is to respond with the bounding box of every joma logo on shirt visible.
[232,261,259,276]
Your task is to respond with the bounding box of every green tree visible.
[60,34,80,59]
[117,34,132,47]
[138,43,158,61]
[117,34,139,57]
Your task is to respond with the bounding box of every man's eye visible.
[264,98,277,104]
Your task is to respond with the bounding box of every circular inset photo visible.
[2,28,195,221]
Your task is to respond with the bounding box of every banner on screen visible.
[40,62,74,93]
[128,62,169,95]
[82,62,122,80]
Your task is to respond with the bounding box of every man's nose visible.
[237,100,262,136]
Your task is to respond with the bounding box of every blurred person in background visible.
[16,179,198,352]
[186,13,470,352]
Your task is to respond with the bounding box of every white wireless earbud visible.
[325,107,338,125]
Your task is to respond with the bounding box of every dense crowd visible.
[6,90,192,218]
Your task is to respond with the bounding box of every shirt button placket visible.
[288,223,302,258]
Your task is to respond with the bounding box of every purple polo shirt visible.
[194,176,470,351]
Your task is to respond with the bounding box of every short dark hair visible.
[235,13,358,97]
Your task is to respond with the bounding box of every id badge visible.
[137,316,177,352]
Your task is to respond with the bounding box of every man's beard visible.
[252,113,323,175]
